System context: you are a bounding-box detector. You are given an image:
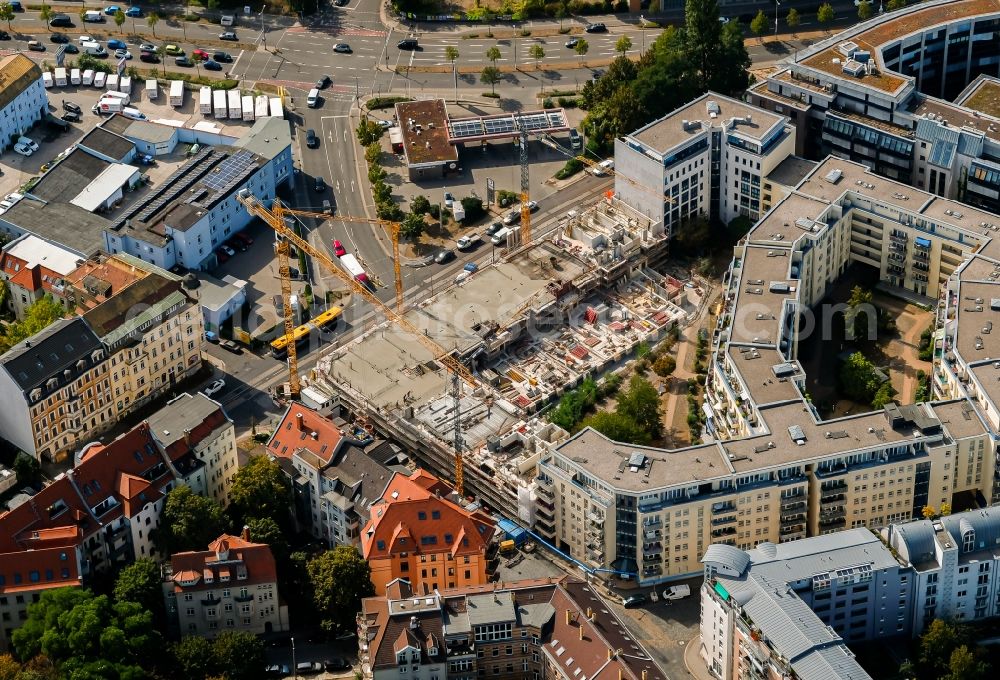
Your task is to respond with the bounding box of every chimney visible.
[618,670,622,680]
[607,649,613,660]
[565,609,572,625]
[642,671,648,680]
[241,525,250,541]
[296,412,304,430]
[586,607,592,618]
[579,622,584,641]
[183,428,192,448]
[410,615,419,630]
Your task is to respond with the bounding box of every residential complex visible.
[358,576,666,680]
[267,403,393,548]
[361,470,496,595]
[0,393,233,650]
[0,55,47,152]
[162,529,288,638]
[0,235,82,319]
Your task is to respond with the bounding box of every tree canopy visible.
[839,351,891,407]
[0,296,64,354]
[155,485,227,555]
[307,547,374,633]
[112,558,164,627]
[227,455,291,529]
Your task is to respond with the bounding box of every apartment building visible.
[147,392,238,507]
[358,576,667,680]
[63,253,152,313]
[699,528,907,680]
[361,470,496,595]
[885,506,1000,633]
[0,235,82,319]
[162,529,288,639]
[0,54,48,152]
[614,92,795,236]
[267,404,392,548]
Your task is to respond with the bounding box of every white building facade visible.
[0,55,48,151]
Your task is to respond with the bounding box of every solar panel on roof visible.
[628,452,645,468]
[483,117,515,134]
[203,150,255,192]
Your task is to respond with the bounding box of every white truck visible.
[82,69,94,86]
[54,67,67,87]
[119,76,131,94]
[255,95,269,119]
[662,584,691,600]
[241,94,254,122]
[268,97,283,119]
[70,68,81,85]
[169,80,184,107]
[94,71,107,89]
[96,97,124,114]
[102,90,129,105]
[199,86,212,115]
[213,89,227,118]
[106,74,119,92]
[227,90,241,120]
[145,79,158,100]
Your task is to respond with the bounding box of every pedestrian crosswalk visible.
[287,24,386,37]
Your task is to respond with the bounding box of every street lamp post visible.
[774,0,780,36]
[291,636,297,679]
[260,4,267,49]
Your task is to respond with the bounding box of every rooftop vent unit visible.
[837,41,860,57]
[824,168,843,184]
[842,60,866,77]
[707,100,721,116]
[788,425,807,445]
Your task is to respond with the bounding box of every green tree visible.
[307,547,374,633]
[555,5,567,28]
[750,10,768,40]
[529,44,545,70]
[574,37,589,65]
[846,285,874,339]
[78,8,87,24]
[364,141,381,164]
[228,455,291,528]
[857,0,873,20]
[12,589,160,677]
[155,485,227,555]
[886,0,906,9]
[246,517,288,563]
[146,11,159,36]
[785,7,800,30]
[817,2,835,25]
[114,8,126,32]
[367,163,387,184]
[400,211,426,239]
[39,3,52,28]
[0,3,15,31]
[685,0,724,91]
[356,118,383,146]
[13,452,40,487]
[615,35,632,56]
[212,631,265,680]
[445,45,459,64]
[112,558,164,625]
[480,65,501,94]
[0,295,65,353]
[172,636,217,679]
[653,354,676,377]
[945,646,988,680]
[410,195,431,215]
[617,374,662,438]
[919,619,971,679]
[714,20,752,95]
[673,215,712,253]
[581,411,650,444]
[839,352,883,404]
[871,380,896,409]
[485,45,502,66]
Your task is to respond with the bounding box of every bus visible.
[270,306,343,357]
[340,253,369,284]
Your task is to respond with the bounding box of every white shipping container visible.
[169,80,184,107]
[94,72,107,88]
[106,74,119,92]
[82,69,94,85]
[227,90,241,120]
[70,68,81,85]
[145,79,158,100]
[212,89,227,118]
[42,72,53,88]
[119,76,131,94]
[199,86,212,115]
[268,97,283,119]
[54,67,67,87]
[254,95,269,118]
[241,95,254,121]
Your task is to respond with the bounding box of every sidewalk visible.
[683,636,717,680]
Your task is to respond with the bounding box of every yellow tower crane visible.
[237,191,476,495]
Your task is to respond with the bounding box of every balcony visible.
[201,596,221,606]
[712,514,737,527]
[712,501,737,514]
[820,506,846,520]
[819,516,847,529]
[234,593,254,603]
[587,512,604,526]
[780,499,806,512]
[711,526,737,539]
[821,492,846,504]
[643,516,662,528]
[780,513,806,525]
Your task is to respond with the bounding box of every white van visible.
[96,97,124,113]
[145,79,158,100]
[82,69,94,85]
[306,88,320,108]
[70,68,81,85]
[491,226,512,246]
[102,90,130,104]
[94,71,107,88]
[121,106,146,120]
[84,45,107,57]
[84,9,104,21]
[220,14,235,25]
[42,72,53,88]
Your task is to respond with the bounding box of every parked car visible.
[314,176,326,192]
[590,159,614,176]
[27,40,45,51]
[502,210,521,226]
[50,33,69,43]
[434,249,455,264]
[333,43,352,53]
[202,379,225,397]
[226,237,246,252]
[376,119,392,129]
[192,48,210,60]
[104,5,120,14]
[213,51,233,62]
[203,60,222,71]
[164,43,183,55]
[219,31,238,41]
[219,339,243,354]
[63,43,79,53]
[49,13,72,27]
[485,221,504,236]
[174,56,193,67]
[332,239,346,257]
[139,52,159,63]
[125,5,142,16]
[585,22,607,32]
[464,262,479,273]
[0,30,8,40]
[622,594,648,608]
[17,136,38,152]
[264,664,289,678]
[219,244,236,257]
[62,111,81,123]
[322,199,332,214]
[324,658,351,671]
[443,191,455,208]
[295,662,323,676]
[114,49,132,59]
[234,231,254,247]
[214,248,230,263]
[565,37,579,48]
[139,42,156,52]
[62,100,82,114]
[13,143,33,156]
[315,74,331,89]
[77,35,95,43]
[527,200,539,212]
[107,38,126,50]
[397,38,418,49]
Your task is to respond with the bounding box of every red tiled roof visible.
[267,403,345,465]
[361,471,496,560]
[159,408,229,463]
[168,532,278,592]
[0,544,82,595]
[8,265,39,291]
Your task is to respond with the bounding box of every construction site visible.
[311,195,690,521]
